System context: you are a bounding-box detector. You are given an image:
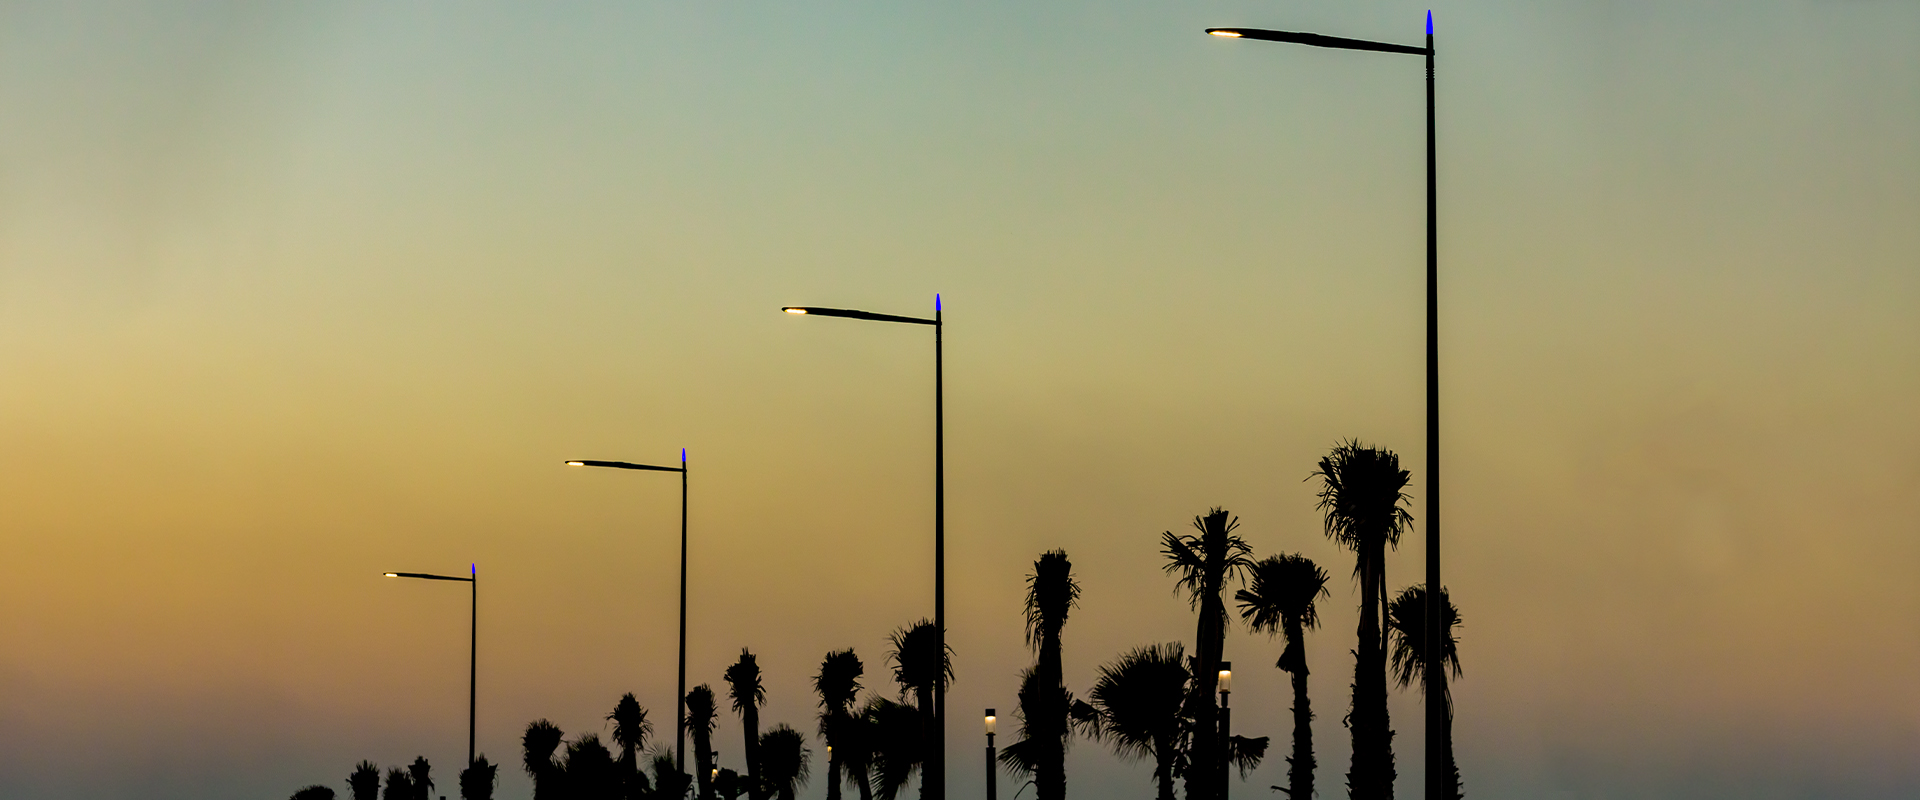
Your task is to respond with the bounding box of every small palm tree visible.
[564,733,621,800]
[348,761,380,800]
[1313,441,1412,800]
[650,751,693,799]
[862,696,926,800]
[1236,553,1330,800]
[1001,550,1080,800]
[291,785,335,800]
[688,685,720,800]
[815,649,865,800]
[523,720,565,800]
[888,619,953,800]
[724,649,769,800]
[1160,508,1253,800]
[607,693,652,798]
[1387,584,1464,800]
[758,724,812,800]
[381,767,413,800]
[1082,643,1190,800]
[406,757,432,800]
[459,755,498,800]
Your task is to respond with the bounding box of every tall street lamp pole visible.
[1205,14,1445,800]
[783,296,944,799]
[566,451,690,773]
[384,566,480,767]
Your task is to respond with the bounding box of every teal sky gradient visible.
[1,1,1916,799]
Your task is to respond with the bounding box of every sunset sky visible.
[1,1,1916,798]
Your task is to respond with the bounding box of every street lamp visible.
[1217,662,1232,798]
[782,296,946,799]
[565,450,690,773]
[984,709,997,800]
[383,566,479,767]
[1205,15,1448,800]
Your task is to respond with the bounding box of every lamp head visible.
[1207,29,1244,38]
[985,709,996,735]
[383,573,399,578]
[783,307,807,315]
[565,461,585,466]
[1218,661,1232,693]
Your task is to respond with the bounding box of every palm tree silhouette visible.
[758,724,812,800]
[523,719,565,800]
[687,684,720,800]
[724,649,769,800]
[1081,643,1190,800]
[459,755,498,800]
[888,619,953,800]
[1000,551,1080,800]
[815,649,866,800]
[715,767,744,800]
[1236,554,1331,800]
[291,785,336,800]
[1387,584,1463,800]
[1312,441,1413,800]
[1160,508,1253,800]
[564,733,621,799]
[407,757,432,800]
[381,767,413,800]
[650,751,693,799]
[608,693,654,799]
[862,696,925,800]
[348,761,380,800]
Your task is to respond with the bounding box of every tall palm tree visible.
[1387,584,1463,800]
[348,761,381,800]
[724,649,768,800]
[1313,441,1413,800]
[758,724,812,800]
[1000,551,1080,800]
[459,756,498,800]
[1081,643,1190,800]
[522,720,565,800]
[815,649,866,800]
[608,694,652,779]
[1236,553,1331,800]
[888,619,953,800]
[688,685,720,800]
[1160,508,1253,800]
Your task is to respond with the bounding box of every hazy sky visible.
[1,1,1916,798]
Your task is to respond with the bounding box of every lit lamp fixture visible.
[1218,662,1233,699]
[984,708,998,800]
[383,566,480,767]
[1218,661,1233,799]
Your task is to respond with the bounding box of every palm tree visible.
[688,685,720,800]
[758,724,812,800]
[1081,643,1190,800]
[1312,440,1413,800]
[608,693,653,799]
[459,756,499,800]
[862,696,925,800]
[724,649,768,800]
[291,785,336,800]
[1236,553,1331,800]
[523,720,565,800]
[407,757,433,800]
[348,761,381,800]
[381,767,413,800]
[888,619,953,800]
[564,733,621,800]
[1000,550,1080,800]
[1160,508,1253,800]
[815,649,866,800]
[650,751,693,799]
[1387,584,1463,800]
[834,698,880,800]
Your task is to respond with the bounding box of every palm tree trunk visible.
[1155,737,1178,800]
[744,706,762,800]
[1440,689,1460,800]
[853,762,874,800]
[826,751,842,800]
[1036,635,1066,800]
[1283,617,1315,800]
[1185,597,1224,800]
[1346,548,1395,800]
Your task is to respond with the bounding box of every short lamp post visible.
[1218,662,1232,799]
[984,709,997,800]
[383,566,479,767]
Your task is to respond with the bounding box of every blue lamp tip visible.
[935,293,941,311]
[471,563,476,574]
[681,448,687,462]
[1427,10,1432,34]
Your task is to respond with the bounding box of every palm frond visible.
[1024,550,1080,649]
[1387,583,1463,690]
